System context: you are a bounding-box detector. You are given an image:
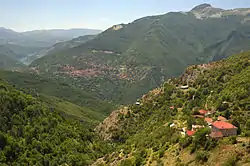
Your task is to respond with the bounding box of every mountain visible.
[94,51,250,166]
[30,4,250,104]
[0,28,101,64]
[0,27,101,47]
[0,78,112,165]
[0,46,25,70]
[22,35,97,65]
[198,23,250,62]
[0,54,25,70]
[20,28,101,47]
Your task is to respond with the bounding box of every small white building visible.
[180,85,189,89]
[170,123,176,128]
[135,101,140,105]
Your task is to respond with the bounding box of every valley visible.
[0,2,249,166]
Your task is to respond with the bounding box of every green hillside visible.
[30,5,250,104]
[0,79,111,165]
[198,23,250,62]
[94,51,250,166]
[0,70,116,120]
[0,54,25,70]
[22,35,97,65]
[48,35,96,54]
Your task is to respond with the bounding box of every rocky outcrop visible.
[95,107,129,140]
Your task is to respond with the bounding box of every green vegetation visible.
[0,70,116,122]
[30,6,250,105]
[0,80,112,165]
[95,51,250,165]
[198,23,250,62]
[0,54,25,70]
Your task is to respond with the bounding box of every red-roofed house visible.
[186,130,196,137]
[211,121,237,137]
[217,116,227,121]
[205,118,213,125]
[199,109,209,116]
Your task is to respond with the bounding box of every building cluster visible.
[169,108,237,139]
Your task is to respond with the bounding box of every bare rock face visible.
[95,107,129,141]
[190,4,250,19]
[191,3,213,12]
[190,4,224,19]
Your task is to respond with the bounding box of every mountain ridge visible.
[30,4,250,105]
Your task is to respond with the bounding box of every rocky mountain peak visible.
[191,3,213,11]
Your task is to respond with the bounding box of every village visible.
[168,107,238,140]
[135,83,239,140]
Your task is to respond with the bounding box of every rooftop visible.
[186,130,196,136]
[218,116,227,121]
[199,109,209,115]
[205,117,213,124]
[212,121,237,129]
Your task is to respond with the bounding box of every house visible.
[169,106,175,109]
[217,116,227,121]
[210,121,237,138]
[204,118,213,125]
[192,125,205,131]
[180,85,189,89]
[186,130,196,137]
[199,109,209,116]
[135,101,140,105]
[170,123,175,128]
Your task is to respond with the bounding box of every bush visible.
[222,156,239,166]
[228,136,237,144]
[179,137,192,148]
[195,151,209,162]
[158,148,165,158]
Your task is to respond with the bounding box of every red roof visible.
[205,118,213,124]
[186,130,196,136]
[210,131,223,138]
[212,121,237,129]
[199,109,208,115]
[218,116,227,121]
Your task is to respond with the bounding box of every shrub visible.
[179,137,192,149]
[195,151,209,162]
[222,156,239,166]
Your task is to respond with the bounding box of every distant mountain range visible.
[22,35,97,65]
[0,28,101,65]
[0,46,25,70]
[30,4,250,104]
[0,27,101,47]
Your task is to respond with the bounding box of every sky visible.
[1,0,250,32]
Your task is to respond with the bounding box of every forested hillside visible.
[0,54,25,71]
[198,23,250,62]
[30,4,250,104]
[94,51,250,166]
[0,70,116,121]
[0,80,112,165]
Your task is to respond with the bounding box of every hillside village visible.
[0,2,250,166]
[94,52,250,166]
[170,107,238,139]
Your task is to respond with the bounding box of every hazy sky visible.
[1,0,250,32]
